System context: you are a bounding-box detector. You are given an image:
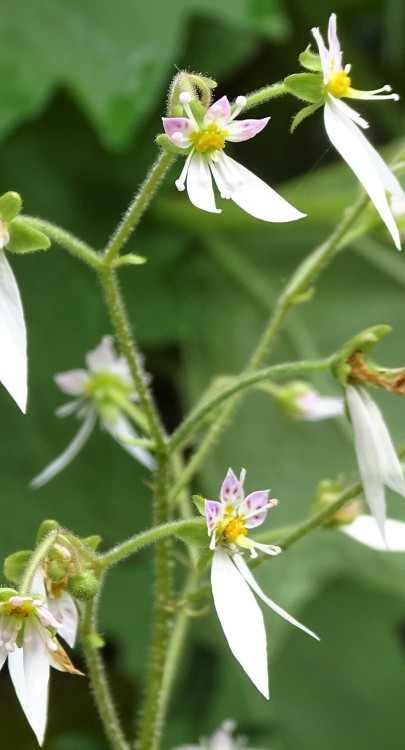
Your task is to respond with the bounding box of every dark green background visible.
[1,0,405,747]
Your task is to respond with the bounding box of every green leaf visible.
[8,217,50,252]
[0,191,22,222]
[284,73,324,103]
[3,550,32,584]
[173,520,208,548]
[36,519,61,544]
[291,102,322,132]
[299,45,323,72]
[192,495,206,516]
[197,547,214,572]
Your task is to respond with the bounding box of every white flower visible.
[205,468,319,698]
[0,221,27,412]
[31,336,156,488]
[312,13,405,250]
[341,514,405,551]
[176,720,264,750]
[0,593,81,745]
[346,384,405,541]
[163,93,305,222]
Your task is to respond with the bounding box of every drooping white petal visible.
[54,369,90,396]
[297,391,345,421]
[324,99,401,249]
[187,154,221,214]
[0,644,8,671]
[346,385,387,538]
[30,410,97,489]
[9,642,49,746]
[0,250,27,412]
[356,387,405,497]
[211,549,269,698]
[102,412,156,470]
[219,155,305,223]
[341,514,405,551]
[86,335,116,371]
[233,555,319,641]
[48,592,78,648]
[330,96,369,129]
[23,622,50,704]
[55,398,83,417]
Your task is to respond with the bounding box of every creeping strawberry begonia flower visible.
[31,336,155,488]
[346,385,405,541]
[176,719,264,750]
[205,468,319,698]
[0,592,81,745]
[312,13,405,249]
[0,220,27,412]
[163,93,305,222]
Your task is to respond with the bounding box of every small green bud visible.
[7,217,50,253]
[0,587,18,601]
[112,253,147,268]
[3,550,32,584]
[36,519,61,544]
[284,73,324,104]
[0,191,22,222]
[86,632,105,648]
[47,560,67,582]
[68,572,99,600]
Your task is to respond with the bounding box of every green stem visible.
[21,216,102,270]
[99,518,203,569]
[99,267,166,450]
[135,454,172,750]
[103,151,176,264]
[19,530,58,595]
[81,597,130,750]
[243,82,287,110]
[172,188,374,499]
[169,357,333,454]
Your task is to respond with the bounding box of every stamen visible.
[178,92,199,129]
[175,150,194,191]
[230,95,247,121]
[243,499,278,522]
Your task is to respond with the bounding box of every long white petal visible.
[186,154,221,214]
[233,555,319,641]
[49,592,78,648]
[222,155,305,223]
[103,413,156,470]
[0,250,27,412]
[346,385,387,538]
[211,549,269,698]
[30,411,97,489]
[324,100,401,249]
[356,386,405,497]
[341,514,405,551]
[8,645,49,746]
[23,623,50,704]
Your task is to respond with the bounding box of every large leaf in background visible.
[0,0,288,150]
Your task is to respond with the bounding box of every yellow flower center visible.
[326,71,351,97]
[191,123,228,154]
[223,518,247,542]
[4,600,35,619]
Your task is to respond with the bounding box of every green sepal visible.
[82,534,102,551]
[291,102,322,132]
[112,254,147,268]
[189,99,206,125]
[298,46,323,72]
[0,587,18,602]
[192,495,206,516]
[68,572,99,600]
[3,550,32,584]
[155,134,188,156]
[284,73,324,103]
[36,519,61,544]
[332,325,392,384]
[7,217,50,253]
[86,632,105,649]
[173,519,208,548]
[47,560,67,581]
[0,191,22,222]
[197,547,214,573]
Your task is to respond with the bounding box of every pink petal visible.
[162,117,196,148]
[220,467,245,506]
[203,96,231,128]
[239,490,270,528]
[205,500,224,534]
[86,336,116,372]
[54,369,90,396]
[225,117,270,143]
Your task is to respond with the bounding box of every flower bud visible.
[47,560,68,582]
[68,572,99,600]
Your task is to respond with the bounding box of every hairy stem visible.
[21,216,102,269]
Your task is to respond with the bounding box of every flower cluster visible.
[205,468,319,698]
[31,336,155,488]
